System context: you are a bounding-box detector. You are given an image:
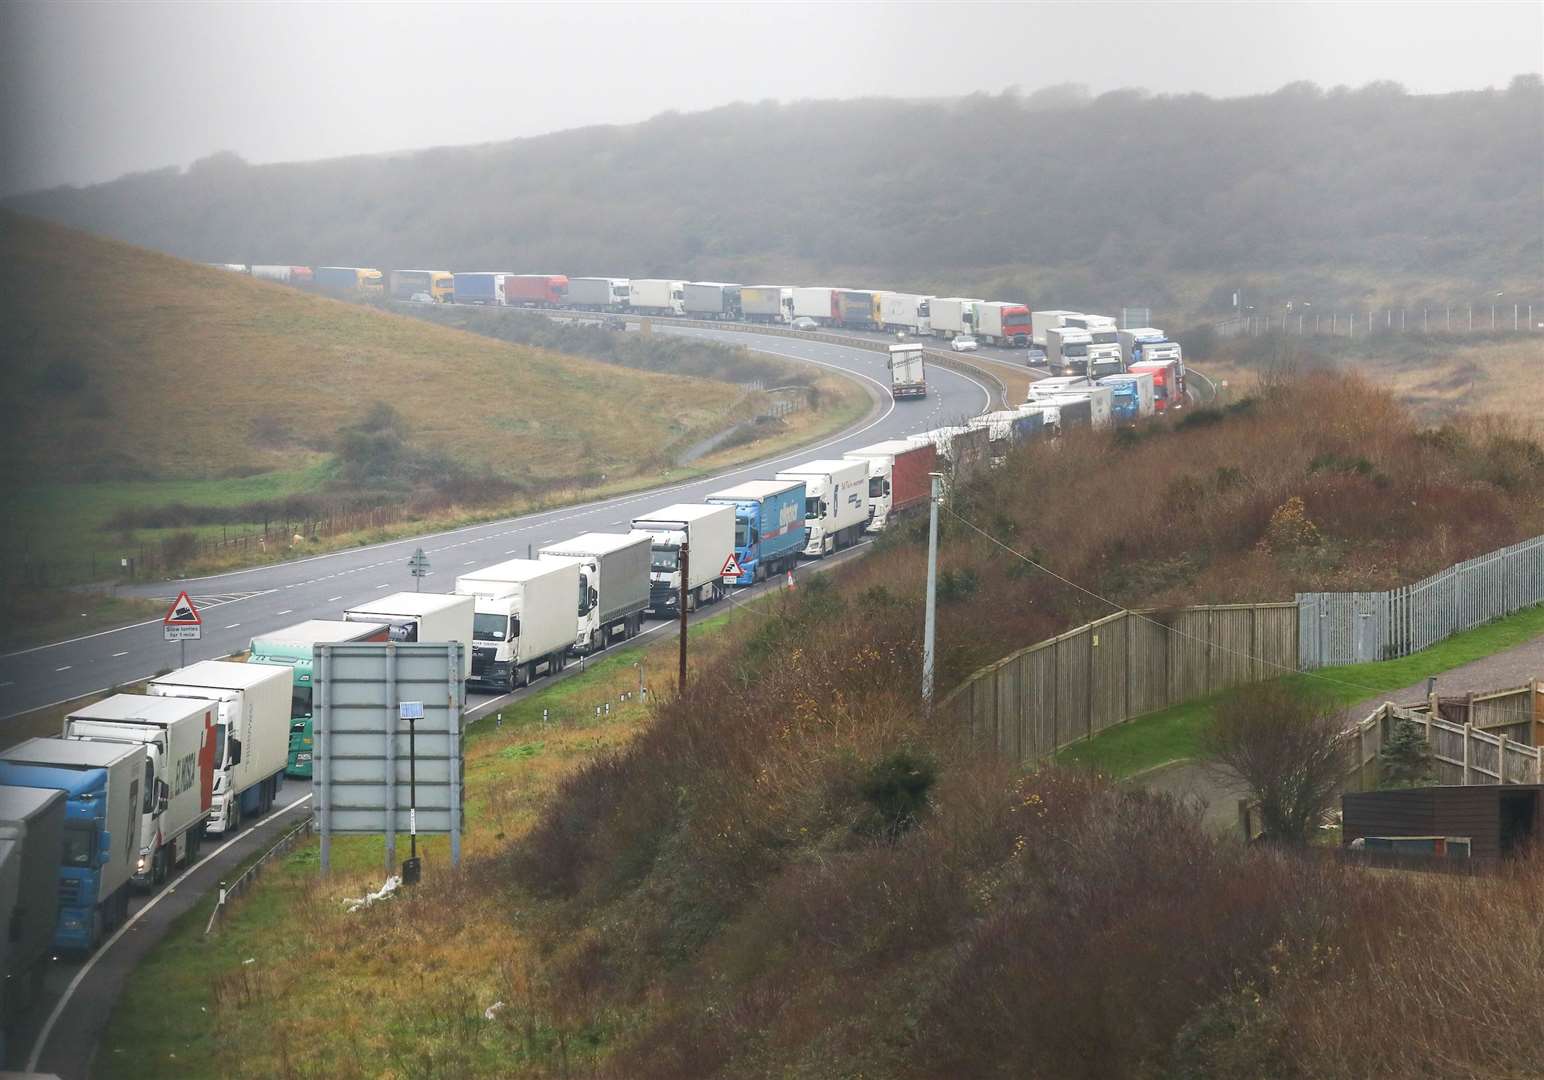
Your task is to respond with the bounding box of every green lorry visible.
[246,619,388,778]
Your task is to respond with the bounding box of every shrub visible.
[1259,495,1322,554]
[1377,717,1433,787]
[854,749,937,840]
[161,531,198,567]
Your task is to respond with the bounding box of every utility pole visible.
[677,541,689,693]
[922,473,942,706]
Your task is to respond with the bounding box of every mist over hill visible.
[7,78,1540,312]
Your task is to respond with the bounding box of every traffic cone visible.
[786,569,796,590]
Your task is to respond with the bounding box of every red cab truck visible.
[1128,358,1186,413]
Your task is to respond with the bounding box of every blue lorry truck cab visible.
[1100,375,1142,422]
[705,479,808,585]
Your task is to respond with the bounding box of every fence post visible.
[1497,733,1509,784]
[1462,723,1473,784]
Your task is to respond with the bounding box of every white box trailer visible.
[887,343,927,399]
[567,276,631,311]
[878,292,932,334]
[1031,310,1082,347]
[843,440,936,532]
[1026,375,1094,401]
[631,503,735,613]
[683,281,743,319]
[343,593,474,679]
[741,285,794,323]
[538,532,651,655]
[455,559,579,690]
[775,458,870,556]
[931,297,981,338]
[1036,388,1114,430]
[1099,370,1156,421]
[628,278,684,315]
[791,286,839,324]
[62,695,214,889]
[146,661,290,835]
[0,784,64,1033]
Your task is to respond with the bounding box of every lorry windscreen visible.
[735,521,752,548]
[473,614,509,641]
[650,546,679,572]
[1066,344,1089,357]
[62,823,97,868]
[213,725,228,766]
[869,477,884,498]
[291,684,312,720]
[804,497,826,519]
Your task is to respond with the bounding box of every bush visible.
[854,749,937,840]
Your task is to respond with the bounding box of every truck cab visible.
[705,480,807,585]
[1044,327,1093,377]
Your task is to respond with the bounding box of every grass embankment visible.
[1056,602,1544,779]
[0,589,165,657]
[95,604,748,1080]
[95,373,1544,1078]
[0,211,869,584]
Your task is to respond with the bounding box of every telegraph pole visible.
[677,542,690,693]
[922,473,942,706]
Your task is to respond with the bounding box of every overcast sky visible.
[2,0,1539,196]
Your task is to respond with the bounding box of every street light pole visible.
[922,473,943,707]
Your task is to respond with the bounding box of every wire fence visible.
[1216,301,1541,338]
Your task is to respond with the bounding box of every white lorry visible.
[878,293,933,335]
[1026,375,1094,401]
[1030,310,1081,348]
[454,559,579,691]
[342,593,475,679]
[0,784,64,1045]
[630,503,735,614]
[628,279,685,316]
[538,533,652,655]
[1117,327,1184,368]
[61,695,214,888]
[566,277,631,311]
[930,297,981,339]
[791,286,839,324]
[146,661,290,835]
[775,458,870,556]
[1035,387,1115,431]
[887,342,927,399]
[842,440,937,532]
[1045,326,1094,377]
[741,285,794,324]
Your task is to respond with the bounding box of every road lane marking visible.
[25,792,314,1072]
[276,610,292,616]
[224,623,241,630]
[54,666,70,672]
[111,652,128,658]
[376,583,390,589]
[326,596,342,602]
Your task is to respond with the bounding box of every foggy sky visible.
[2,0,1540,197]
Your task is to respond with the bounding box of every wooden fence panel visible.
[1028,644,1058,760]
[1055,629,1092,746]
[1207,607,1259,691]
[1127,615,1171,717]
[1088,613,1129,738]
[1167,610,1214,701]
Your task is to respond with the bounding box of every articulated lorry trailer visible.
[834,290,877,329]
[705,480,807,585]
[741,285,794,323]
[451,271,510,305]
[146,661,290,836]
[683,282,743,320]
[631,503,735,613]
[455,559,579,691]
[247,619,390,779]
[315,266,384,294]
[0,738,147,952]
[1030,310,1081,348]
[974,302,1033,347]
[343,593,475,679]
[628,279,685,315]
[775,458,870,557]
[887,343,927,399]
[567,277,631,311]
[791,287,840,324]
[878,293,932,334]
[842,440,936,532]
[931,298,981,339]
[250,265,313,285]
[538,533,652,655]
[906,426,992,486]
[389,269,453,302]
[505,274,569,307]
[0,784,64,1050]
[61,695,215,889]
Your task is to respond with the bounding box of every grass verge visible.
[1056,602,1544,778]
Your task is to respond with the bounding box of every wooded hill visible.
[8,78,1540,316]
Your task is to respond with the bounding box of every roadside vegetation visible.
[98,370,1544,1078]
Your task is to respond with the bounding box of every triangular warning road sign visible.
[164,590,202,626]
[720,553,744,578]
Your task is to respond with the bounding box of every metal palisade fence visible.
[1299,536,1544,668]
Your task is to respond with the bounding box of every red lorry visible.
[504,274,569,307]
[1129,358,1186,413]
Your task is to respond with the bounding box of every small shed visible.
[1342,785,1542,860]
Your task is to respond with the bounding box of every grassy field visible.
[1055,602,1544,779]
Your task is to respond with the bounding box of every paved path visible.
[1136,625,1544,834]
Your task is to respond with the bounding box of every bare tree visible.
[1204,682,1350,845]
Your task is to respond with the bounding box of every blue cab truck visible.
[705,479,808,585]
[0,738,146,953]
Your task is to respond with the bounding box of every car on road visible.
[950,334,979,352]
[791,316,818,331]
[409,291,435,303]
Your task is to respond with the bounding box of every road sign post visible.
[163,590,202,668]
[408,547,431,591]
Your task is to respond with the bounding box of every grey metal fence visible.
[1298,536,1544,668]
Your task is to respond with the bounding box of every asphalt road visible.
[0,330,995,720]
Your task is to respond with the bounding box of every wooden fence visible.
[1346,699,1544,788]
[944,603,1299,761]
